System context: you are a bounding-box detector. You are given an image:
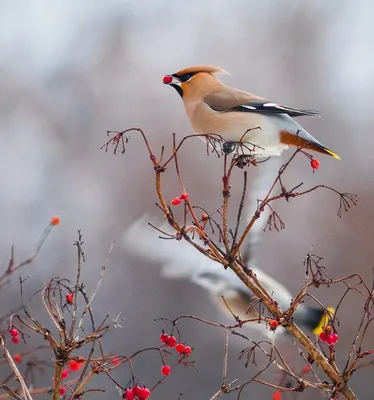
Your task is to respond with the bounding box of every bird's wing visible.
[204,88,320,118]
[122,157,294,311]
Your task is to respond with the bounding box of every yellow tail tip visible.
[326,149,341,160]
[313,307,335,335]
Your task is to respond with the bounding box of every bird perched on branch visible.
[122,158,333,337]
[163,65,340,159]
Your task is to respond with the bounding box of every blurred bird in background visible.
[163,65,340,160]
[123,154,333,337]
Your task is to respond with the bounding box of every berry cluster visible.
[171,193,189,206]
[10,327,20,344]
[123,386,151,400]
[319,325,339,346]
[160,334,192,356]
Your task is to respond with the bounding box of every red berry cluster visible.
[160,334,192,356]
[123,386,151,400]
[10,327,20,344]
[319,325,339,346]
[171,193,189,206]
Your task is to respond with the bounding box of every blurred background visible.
[1,0,374,398]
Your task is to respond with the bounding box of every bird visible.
[122,157,333,337]
[162,65,340,159]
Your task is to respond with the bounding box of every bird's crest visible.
[174,65,229,76]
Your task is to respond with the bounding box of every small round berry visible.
[166,335,177,348]
[175,343,185,353]
[171,197,182,206]
[319,331,327,342]
[161,365,171,376]
[273,391,282,400]
[59,387,66,395]
[112,356,120,366]
[310,159,320,170]
[201,213,209,221]
[138,387,151,399]
[325,325,333,333]
[269,319,278,331]
[123,389,134,400]
[61,369,69,380]
[302,364,311,374]
[160,333,169,344]
[327,333,339,345]
[68,360,83,372]
[11,336,20,344]
[10,328,19,337]
[51,216,60,226]
[133,386,142,397]
[13,354,22,363]
[180,193,189,200]
[183,345,192,355]
[162,75,173,84]
[66,293,73,305]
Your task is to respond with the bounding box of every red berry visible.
[269,319,278,331]
[330,333,339,344]
[133,386,142,397]
[138,388,151,399]
[302,364,311,374]
[166,335,177,348]
[326,333,339,345]
[59,387,66,395]
[68,360,83,372]
[175,343,185,353]
[162,75,173,84]
[171,197,182,206]
[180,193,189,200]
[183,345,192,355]
[61,369,69,380]
[51,216,60,226]
[10,328,19,337]
[112,356,120,366]
[319,331,327,342]
[66,293,73,305]
[123,389,134,400]
[273,391,282,400]
[12,336,19,344]
[13,354,22,363]
[161,365,171,376]
[310,159,320,170]
[160,333,169,344]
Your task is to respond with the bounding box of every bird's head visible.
[162,65,229,98]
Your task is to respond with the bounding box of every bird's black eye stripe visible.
[172,72,196,83]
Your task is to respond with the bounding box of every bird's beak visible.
[162,75,180,85]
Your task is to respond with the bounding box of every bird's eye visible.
[178,73,196,82]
